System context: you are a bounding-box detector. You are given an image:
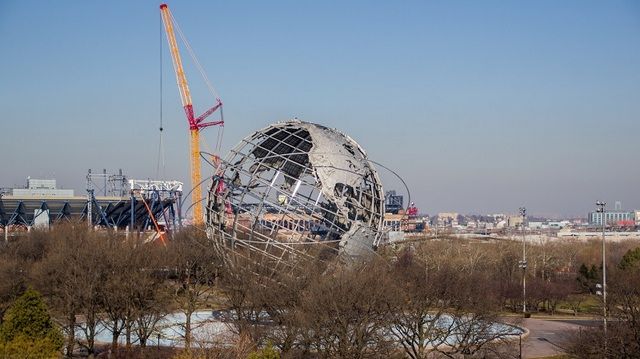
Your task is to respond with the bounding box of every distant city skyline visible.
[1,1,639,217]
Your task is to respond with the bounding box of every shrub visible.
[247,342,280,359]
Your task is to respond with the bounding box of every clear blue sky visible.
[1,0,638,217]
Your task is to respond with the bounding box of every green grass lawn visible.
[557,294,602,315]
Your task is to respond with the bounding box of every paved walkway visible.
[507,317,596,358]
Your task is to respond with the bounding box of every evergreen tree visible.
[247,342,281,359]
[577,263,599,293]
[0,288,63,358]
[619,247,640,271]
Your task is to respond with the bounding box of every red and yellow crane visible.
[160,3,223,225]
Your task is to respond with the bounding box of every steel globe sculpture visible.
[205,120,385,269]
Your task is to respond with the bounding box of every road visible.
[508,317,597,358]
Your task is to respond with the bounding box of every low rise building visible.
[528,221,544,229]
[548,221,570,229]
[11,178,74,198]
[507,215,524,228]
[437,212,458,226]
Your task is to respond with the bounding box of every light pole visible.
[519,207,527,316]
[434,217,438,239]
[1,193,6,244]
[596,201,607,338]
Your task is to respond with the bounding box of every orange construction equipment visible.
[139,194,166,245]
[160,4,223,225]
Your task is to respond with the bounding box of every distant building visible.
[438,212,457,219]
[548,221,570,229]
[383,213,403,231]
[385,190,403,214]
[507,215,524,228]
[437,212,458,226]
[528,221,544,229]
[588,210,634,226]
[636,210,640,226]
[11,178,74,197]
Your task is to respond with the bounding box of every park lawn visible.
[558,295,601,314]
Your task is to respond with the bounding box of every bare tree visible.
[167,227,220,350]
[0,228,51,319]
[130,244,170,349]
[31,224,109,357]
[294,258,396,359]
[99,237,131,353]
[218,256,272,349]
[0,256,26,320]
[567,257,640,358]
[98,238,171,356]
[389,247,518,359]
[388,248,456,359]
[540,276,575,315]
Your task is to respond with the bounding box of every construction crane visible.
[160,3,223,225]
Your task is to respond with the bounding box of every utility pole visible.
[519,207,527,316]
[596,201,607,349]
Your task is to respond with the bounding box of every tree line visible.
[0,223,638,358]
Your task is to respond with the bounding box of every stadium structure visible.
[0,170,183,237]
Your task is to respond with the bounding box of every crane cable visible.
[157,11,166,179]
[168,10,225,153]
[169,10,221,101]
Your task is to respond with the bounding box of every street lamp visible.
[518,207,527,316]
[595,201,607,337]
[1,193,6,244]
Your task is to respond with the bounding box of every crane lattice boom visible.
[160,3,223,225]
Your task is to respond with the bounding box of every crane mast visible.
[160,3,223,225]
